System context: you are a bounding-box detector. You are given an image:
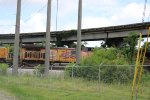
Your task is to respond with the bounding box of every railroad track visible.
[21,66,65,70]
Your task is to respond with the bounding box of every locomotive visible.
[0,45,91,67]
[0,47,9,63]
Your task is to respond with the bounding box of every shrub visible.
[0,63,8,75]
[33,64,45,77]
[140,70,150,82]
[100,65,132,83]
[66,48,133,83]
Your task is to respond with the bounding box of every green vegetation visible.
[33,64,45,77]
[0,63,8,75]
[3,44,14,53]
[65,32,140,83]
[142,42,150,51]
[66,48,132,83]
[120,32,138,65]
[0,75,149,100]
[56,30,77,47]
[0,32,149,100]
[81,48,128,65]
[60,30,77,38]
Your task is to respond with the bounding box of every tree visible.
[66,48,131,83]
[142,42,150,51]
[120,32,138,74]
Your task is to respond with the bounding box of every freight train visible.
[0,45,91,67]
[0,45,150,69]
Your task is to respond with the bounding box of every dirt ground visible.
[0,91,16,100]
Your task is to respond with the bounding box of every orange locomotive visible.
[0,47,9,62]
[0,45,91,65]
[20,45,77,63]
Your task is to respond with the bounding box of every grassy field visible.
[0,75,149,100]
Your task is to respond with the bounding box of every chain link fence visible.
[3,64,150,99]
[61,64,150,99]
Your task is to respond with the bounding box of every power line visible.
[0,25,15,27]
[22,0,37,11]
[23,3,47,22]
[22,0,31,9]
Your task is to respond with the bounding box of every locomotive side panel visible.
[50,49,58,62]
[0,48,8,59]
[22,49,41,61]
[58,48,76,63]
[40,49,45,61]
[20,48,25,60]
[40,49,59,62]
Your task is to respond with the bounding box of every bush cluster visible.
[33,64,45,77]
[0,63,8,75]
[66,48,133,83]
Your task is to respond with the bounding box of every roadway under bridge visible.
[0,22,150,47]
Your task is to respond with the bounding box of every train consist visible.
[0,45,150,70]
[0,45,91,66]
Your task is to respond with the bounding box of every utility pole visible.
[12,0,21,75]
[76,0,82,64]
[44,0,51,76]
[142,0,147,22]
[55,0,59,45]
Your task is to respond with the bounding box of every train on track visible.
[0,45,91,67]
[0,45,150,70]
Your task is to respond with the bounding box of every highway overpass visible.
[0,22,150,45]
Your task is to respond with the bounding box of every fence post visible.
[98,63,103,96]
[72,64,75,81]
[135,88,138,100]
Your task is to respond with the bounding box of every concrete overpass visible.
[0,22,150,45]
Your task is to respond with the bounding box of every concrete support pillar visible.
[44,0,51,77]
[12,0,21,75]
[76,0,82,64]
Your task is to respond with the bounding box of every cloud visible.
[0,0,47,6]
[63,16,112,31]
[0,0,16,6]
[21,13,47,33]
[64,2,150,30]
[0,19,15,34]
[28,0,47,4]
[0,0,150,34]
[56,0,78,17]
[84,0,117,7]
[0,26,15,34]
[83,17,112,28]
[111,3,144,25]
[0,12,55,34]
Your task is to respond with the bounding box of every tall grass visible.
[0,63,8,75]
[0,75,149,100]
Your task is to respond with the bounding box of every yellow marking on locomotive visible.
[0,47,8,59]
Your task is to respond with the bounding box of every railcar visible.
[20,45,77,63]
[0,45,92,67]
[0,45,150,70]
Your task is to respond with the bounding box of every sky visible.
[0,0,150,47]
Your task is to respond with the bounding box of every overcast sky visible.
[0,0,150,47]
